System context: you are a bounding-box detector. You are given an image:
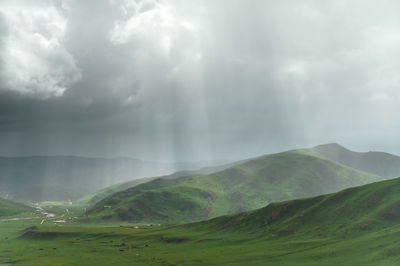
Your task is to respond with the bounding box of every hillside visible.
[0,197,33,217]
[77,162,236,206]
[87,151,382,223]
[301,143,400,179]
[196,176,400,237]
[13,177,400,265]
[0,156,226,202]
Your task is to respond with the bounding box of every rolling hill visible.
[301,143,400,179]
[87,151,382,223]
[196,176,400,236]
[77,162,237,206]
[0,197,33,217]
[14,176,400,265]
[0,156,227,202]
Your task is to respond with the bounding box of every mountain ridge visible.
[87,150,382,223]
[300,143,400,179]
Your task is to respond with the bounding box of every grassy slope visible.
[77,177,159,206]
[300,143,400,179]
[194,177,400,237]
[5,177,400,265]
[0,197,33,217]
[77,162,236,206]
[87,151,382,223]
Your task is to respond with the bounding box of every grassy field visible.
[87,151,382,223]
[3,177,400,265]
[2,212,400,265]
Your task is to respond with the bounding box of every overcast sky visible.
[0,0,400,161]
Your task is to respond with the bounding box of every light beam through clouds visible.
[0,0,400,161]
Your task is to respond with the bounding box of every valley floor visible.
[1,219,400,265]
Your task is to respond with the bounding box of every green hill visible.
[196,176,400,237]
[87,151,382,223]
[12,177,400,265]
[0,197,33,217]
[77,162,237,206]
[301,143,400,179]
[0,156,227,202]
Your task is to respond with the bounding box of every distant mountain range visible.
[3,142,400,211]
[0,156,228,201]
[86,149,382,223]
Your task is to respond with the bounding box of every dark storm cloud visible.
[0,0,400,160]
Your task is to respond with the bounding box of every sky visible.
[0,0,400,162]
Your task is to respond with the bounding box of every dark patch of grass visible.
[20,231,65,239]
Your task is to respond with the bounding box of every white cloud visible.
[109,0,201,57]
[0,1,81,99]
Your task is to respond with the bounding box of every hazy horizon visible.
[0,142,399,164]
[1,0,400,162]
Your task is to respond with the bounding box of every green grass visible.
[3,177,400,265]
[191,177,400,237]
[87,151,382,223]
[0,198,34,218]
[3,222,400,265]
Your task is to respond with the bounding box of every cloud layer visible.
[0,0,81,98]
[0,0,400,161]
